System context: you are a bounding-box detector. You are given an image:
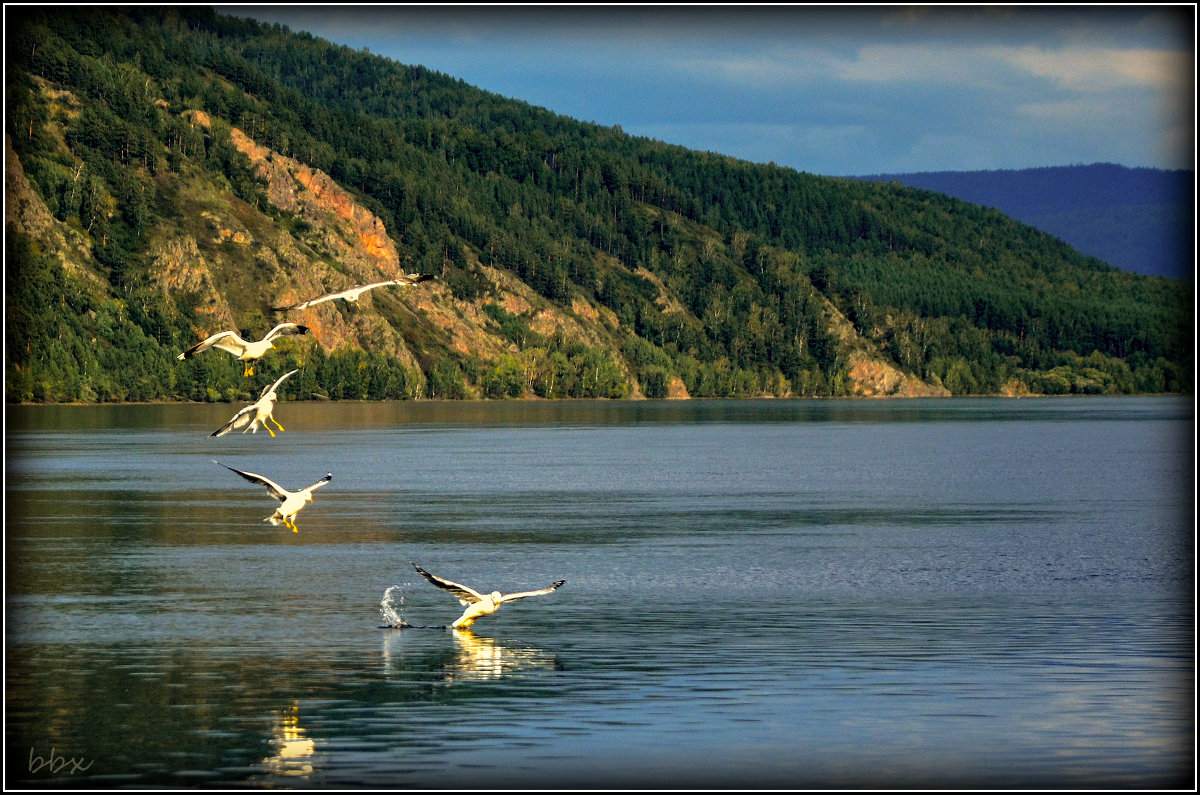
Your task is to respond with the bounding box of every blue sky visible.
[220,5,1194,177]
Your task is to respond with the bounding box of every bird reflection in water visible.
[445,628,559,681]
[381,626,559,682]
[260,701,315,778]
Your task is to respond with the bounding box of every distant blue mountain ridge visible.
[849,163,1193,280]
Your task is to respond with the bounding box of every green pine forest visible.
[5,7,1193,404]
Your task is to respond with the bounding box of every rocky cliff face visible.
[158,111,653,394]
[820,301,949,397]
[168,110,409,358]
[7,91,947,400]
[5,135,101,291]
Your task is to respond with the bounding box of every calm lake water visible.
[5,397,1194,788]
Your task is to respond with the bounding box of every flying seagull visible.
[216,461,331,533]
[412,564,566,628]
[210,369,299,438]
[178,323,309,376]
[271,273,435,312]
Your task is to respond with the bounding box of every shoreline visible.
[5,392,1189,409]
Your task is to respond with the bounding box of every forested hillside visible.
[853,164,1194,280]
[5,7,1192,404]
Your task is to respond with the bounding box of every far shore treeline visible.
[5,7,1192,404]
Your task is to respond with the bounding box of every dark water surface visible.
[5,397,1194,788]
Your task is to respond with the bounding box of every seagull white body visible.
[210,369,299,438]
[217,462,331,533]
[413,564,565,628]
[178,323,308,376]
[272,273,435,312]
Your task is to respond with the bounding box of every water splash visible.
[379,585,411,628]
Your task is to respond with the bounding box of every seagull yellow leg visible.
[244,363,254,377]
[266,425,276,438]
[270,417,286,432]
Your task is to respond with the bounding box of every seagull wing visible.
[327,285,364,302]
[332,281,398,302]
[277,284,369,310]
[392,273,436,286]
[274,277,428,311]
[209,405,257,437]
[264,322,309,342]
[355,280,397,293]
[217,462,290,501]
[305,473,333,492]
[179,330,242,360]
[498,580,567,603]
[211,335,253,357]
[413,564,485,604]
[261,368,299,398]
